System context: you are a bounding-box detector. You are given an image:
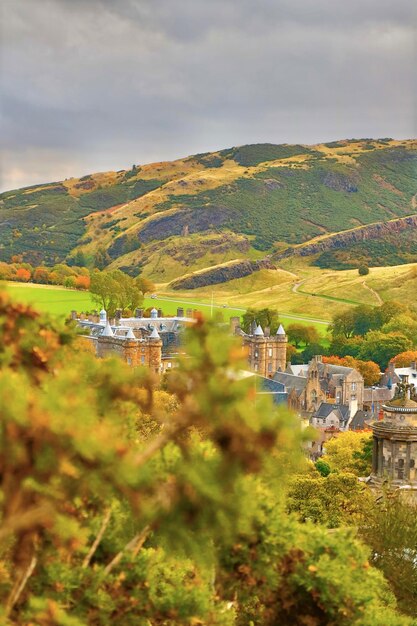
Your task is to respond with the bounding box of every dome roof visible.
[384,397,417,410]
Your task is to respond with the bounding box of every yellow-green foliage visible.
[0,289,414,624]
[321,431,373,475]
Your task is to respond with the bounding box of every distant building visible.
[234,319,288,378]
[363,386,394,419]
[311,402,351,431]
[277,356,364,418]
[381,361,417,392]
[237,371,288,405]
[75,307,195,374]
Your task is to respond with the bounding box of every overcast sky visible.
[1,0,416,191]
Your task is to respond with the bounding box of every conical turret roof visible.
[254,324,264,336]
[125,327,136,340]
[276,324,285,335]
[101,321,114,337]
[149,327,160,339]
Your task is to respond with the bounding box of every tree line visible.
[242,301,417,379]
[0,259,91,289]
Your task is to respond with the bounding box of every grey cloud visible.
[1,0,415,191]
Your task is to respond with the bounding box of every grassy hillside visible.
[1,139,415,281]
[163,262,417,320]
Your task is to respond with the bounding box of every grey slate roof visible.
[273,371,307,394]
[349,410,372,431]
[241,372,288,405]
[313,402,350,424]
[363,387,393,403]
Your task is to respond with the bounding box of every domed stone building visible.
[371,378,417,488]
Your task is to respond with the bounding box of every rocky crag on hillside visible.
[276,214,417,259]
[170,258,275,290]
[1,139,416,282]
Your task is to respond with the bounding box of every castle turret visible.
[243,322,287,378]
[275,324,287,373]
[148,326,163,374]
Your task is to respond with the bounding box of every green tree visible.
[331,309,357,338]
[241,308,280,334]
[89,269,120,314]
[315,458,331,476]
[358,264,370,276]
[136,276,156,296]
[111,269,143,312]
[358,331,412,369]
[321,431,373,476]
[383,314,417,347]
[374,301,404,327]
[287,324,320,348]
[301,342,328,362]
[360,493,417,616]
[72,250,87,267]
[287,471,373,527]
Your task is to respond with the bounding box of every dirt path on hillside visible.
[362,280,383,305]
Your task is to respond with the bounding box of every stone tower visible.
[243,323,287,378]
[148,327,163,374]
[95,323,162,374]
[371,378,417,488]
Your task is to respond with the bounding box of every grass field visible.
[4,282,330,336]
[4,283,246,319]
[6,284,96,315]
[5,261,415,334]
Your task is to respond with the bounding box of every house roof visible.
[286,364,308,376]
[237,372,288,405]
[101,321,114,337]
[350,410,372,431]
[273,371,307,393]
[313,402,350,423]
[363,387,393,402]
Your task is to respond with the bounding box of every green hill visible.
[1,138,416,281]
